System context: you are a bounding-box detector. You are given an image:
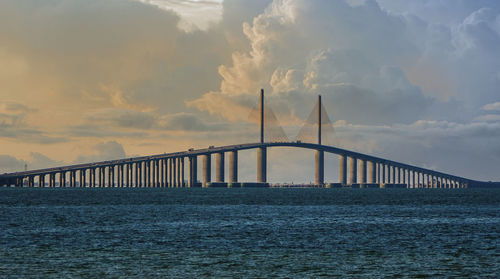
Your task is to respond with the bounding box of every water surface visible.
[1,188,498,278]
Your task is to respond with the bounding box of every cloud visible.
[158,112,227,131]
[0,101,67,144]
[0,152,62,173]
[74,141,127,163]
[134,0,223,32]
[482,102,500,111]
[190,0,433,125]
[85,108,157,130]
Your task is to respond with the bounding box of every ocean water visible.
[0,188,498,278]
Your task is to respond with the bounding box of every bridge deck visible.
[0,142,474,182]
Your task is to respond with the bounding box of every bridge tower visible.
[315,95,324,185]
[257,89,267,183]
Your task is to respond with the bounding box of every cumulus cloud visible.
[0,152,62,173]
[0,101,67,144]
[482,102,500,111]
[74,141,127,163]
[134,0,223,32]
[190,0,433,126]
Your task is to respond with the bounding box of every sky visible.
[0,0,499,182]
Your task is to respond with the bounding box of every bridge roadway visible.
[0,141,476,188]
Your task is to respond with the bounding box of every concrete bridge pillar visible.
[159,160,164,187]
[202,154,211,187]
[49,173,55,187]
[168,158,172,187]
[403,169,407,188]
[396,167,400,184]
[180,157,184,187]
[90,168,94,187]
[215,152,225,183]
[172,158,177,187]
[125,164,130,187]
[189,156,198,187]
[257,147,267,183]
[359,159,366,184]
[151,161,155,187]
[377,163,382,184]
[368,161,376,184]
[229,151,238,183]
[349,157,357,184]
[315,150,324,185]
[155,160,160,187]
[80,169,85,187]
[133,163,138,187]
[339,155,347,185]
[382,164,386,184]
[148,160,152,187]
[110,167,115,187]
[391,166,395,184]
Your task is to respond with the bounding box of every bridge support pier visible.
[180,157,184,187]
[349,157,357,185]
[189,156,198,187]
[257,147,267,183]
[216,152,224,183]
[339,155,347,185]
[315,150,324,185]
[229,151,238,184]
[202,154,211,187]
[368,161,376,184]
[359,159,367,184]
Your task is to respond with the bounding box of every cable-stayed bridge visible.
[0,90,493,188]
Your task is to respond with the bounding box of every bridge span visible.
[0,90,489,188]
[0,141,478,188]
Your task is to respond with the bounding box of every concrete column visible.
[90,168,95,187]
[349,157,357,184]
[359,159,366,184]
[148,160,152,187]
[339,155,347,185]
[151,161,156,187]
[164,159,169,187]
[110,166,115,187]
[377,163,381,183]
[396,167,400,184]
[202,154,211,187]
[176,157,181,187]
[215,152,224,183]
[188,156,197,187]
[125,164,129,187]
[257,147,267,183]
[228,151,237,183]
[192,156,198,187]
[403,169,407,188]
[159,160,164,187]
[139,162,143,187]
[168,158,173,187]
[315,150,324,185]
[180,157,185,187]
[368,161,376,184]
[391,166,395,184]
[156,160,160,187]
[382,164,386,184]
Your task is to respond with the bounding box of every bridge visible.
[0,90,491,188]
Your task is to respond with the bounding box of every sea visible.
[0,188,498,278]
